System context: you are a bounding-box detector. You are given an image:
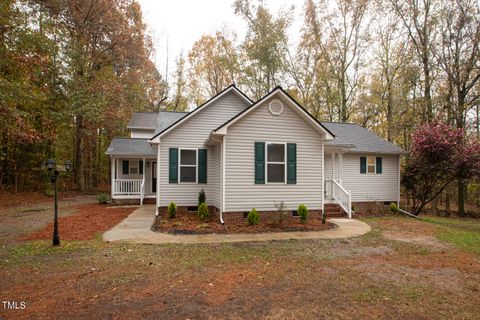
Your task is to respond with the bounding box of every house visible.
[106,85,405,222]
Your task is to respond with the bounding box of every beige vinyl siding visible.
[225,96,324,212]
[324,154,338,181]
[209,144,221,209]
[336,153,400,202]
[159,92,249,207]
[131,129,155,139]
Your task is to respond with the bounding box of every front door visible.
[152,162,157,193]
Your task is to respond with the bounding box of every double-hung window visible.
[367,156,376,174]
[360,156,382,174]
[267,143,286,183]
[129,160,139,174]
[180,149,197,183]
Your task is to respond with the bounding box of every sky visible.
[137,0,303,83]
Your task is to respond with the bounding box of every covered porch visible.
[106,137,158,204]
[110,157,157,204]
[324,146,353,218]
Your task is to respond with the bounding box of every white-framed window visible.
[266,142,286,183]
[179,149,197,183]
[129,160,139,175]
[367,156,376,174]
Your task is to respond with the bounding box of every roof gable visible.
[213,86,335,139]
[150,84,252,143]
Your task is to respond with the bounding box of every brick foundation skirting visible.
[112,199,140,205]
[157,205,220,220]
[221,209,323,224]
[156,205,323,224]
[352,201,396,215]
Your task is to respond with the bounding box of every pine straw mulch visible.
[152,211,336,234]
[19,204,135,241]
[0,190,81,209]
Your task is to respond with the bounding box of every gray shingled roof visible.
[127,112,160,129]
[106,138,157,156]
[154,111,188,135]
[321,122,405,154]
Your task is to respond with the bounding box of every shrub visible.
[198,202,209,221]
[298,204,308,223]
[96,193,110,204]
[198,189,206,206]
[351,204,356,212]
[168,202,177,218]
[273,200,288,224]
[247,208,260,225]
[390,202,399,213]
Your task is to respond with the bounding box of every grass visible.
[423,216,480,253]
[2,198,480,319]
[437,229,480,253]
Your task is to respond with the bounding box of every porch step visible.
[324,203,347,218]
[142,198,156,204]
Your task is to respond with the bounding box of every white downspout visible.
[397,155,401,207]
[321,140,325,214]
[155,142,160,216]
[220,135,226,224]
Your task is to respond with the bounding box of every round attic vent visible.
[268,99,284,116]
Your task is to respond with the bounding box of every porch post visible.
[110,157,115,197]
[331,153,335,180]
[141,157,145,205]
[338,152,343,184]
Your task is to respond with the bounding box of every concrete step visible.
[325,212,346,218]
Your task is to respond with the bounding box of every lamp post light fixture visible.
[46,159,72,246]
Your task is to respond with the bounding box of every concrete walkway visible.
[102,205,371,244]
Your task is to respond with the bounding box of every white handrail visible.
[140,180,145,205]
[332,179,352,218]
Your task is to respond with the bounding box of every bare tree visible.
[304,0,370,122]
[372,8,409,141]
[389,0,439,123]
[436,0,480,217]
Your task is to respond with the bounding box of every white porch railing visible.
[114,179,142,195]
[325,179,352,218]
[140,180,145,205]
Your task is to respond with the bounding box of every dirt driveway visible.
[0,193,479,319]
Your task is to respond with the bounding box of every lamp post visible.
[46,159,72,246]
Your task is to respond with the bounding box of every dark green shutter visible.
[254,142,265,184]
[287,143,297,184]
[169,148,178,183]
[122,160,129,175]
[139,160,143,174]
[360,157,366,174]
[376,157,383,174]
[198,149,207,183]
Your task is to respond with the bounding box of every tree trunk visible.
[386,81,394,142]
[432,195,438,216]
[457,181,466,217]
[75,115,86,191]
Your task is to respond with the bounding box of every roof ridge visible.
[132,111,159,114]
[320,121,358,125]
[159,110,189,114]
[112,136,149,140]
